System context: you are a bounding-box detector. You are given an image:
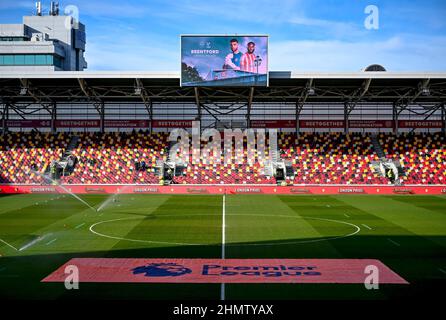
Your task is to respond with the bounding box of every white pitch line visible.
[438,268,446,275]
[0,238,18,251]
[222,194,226,259]
[362,224,372,230]
[343,213,350,218]
[387,238,401,247]
[89,218,199,246]
[89,214,361,247]
[75,222,85,229]
[221,194,226,301]
[46,238,57,246]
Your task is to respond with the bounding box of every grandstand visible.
[1,71,446,303]
[1,0,446,308]
[0,71,445,191]
[2,131,446,186]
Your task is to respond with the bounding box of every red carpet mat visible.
[42,258,408,284]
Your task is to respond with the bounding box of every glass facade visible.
[0,54,63,68]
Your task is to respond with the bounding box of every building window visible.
[3,55,14,65]
[24,55,34,65]
[35,55,47,65]
[14,55,25,65]
[0,54,63,67]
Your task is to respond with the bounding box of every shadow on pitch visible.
[0,234,445,300]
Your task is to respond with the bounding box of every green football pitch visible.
[0,193,445,300]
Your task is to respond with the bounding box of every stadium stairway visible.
[371,134,405,184]
[44,135,80,175]
[371,134,386,159]
[62,135,80,158]
[59,135,80,176]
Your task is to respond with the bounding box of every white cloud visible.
[86,34,446,72]
[288,15,367,38]
[270,35,446,72]
[163,0,301,25]
[73,0,446,72]
[86,37,178,71]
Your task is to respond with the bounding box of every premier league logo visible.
[132,263,192,277]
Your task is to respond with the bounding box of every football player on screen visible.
[223,38,242,70]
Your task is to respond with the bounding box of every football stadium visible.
[0,0,445,311]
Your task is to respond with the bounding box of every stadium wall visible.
[1,184,446,195]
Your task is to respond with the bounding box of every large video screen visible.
[181,35,268,87]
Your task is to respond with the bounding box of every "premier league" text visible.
[202,264,321,277]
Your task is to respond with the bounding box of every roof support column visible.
[135,78,153,134]
[194,87,202,132]
[149,99,153,134]
[344,102,349,134]
[51,102,57,134]
[99,102,105,133]
[442,103,445,136]
[247,87,254,129]
[1,102,9,135]
[297,79,313,136]
[295,102,303,136]
[393,102,398,135]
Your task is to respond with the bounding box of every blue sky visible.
[1,0,446,71]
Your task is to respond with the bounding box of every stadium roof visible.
[1,71,445,104]
[1,70,446,79]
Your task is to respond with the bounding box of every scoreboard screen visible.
[181,35,268,87]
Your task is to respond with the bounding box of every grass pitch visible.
[0,193,445,300]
